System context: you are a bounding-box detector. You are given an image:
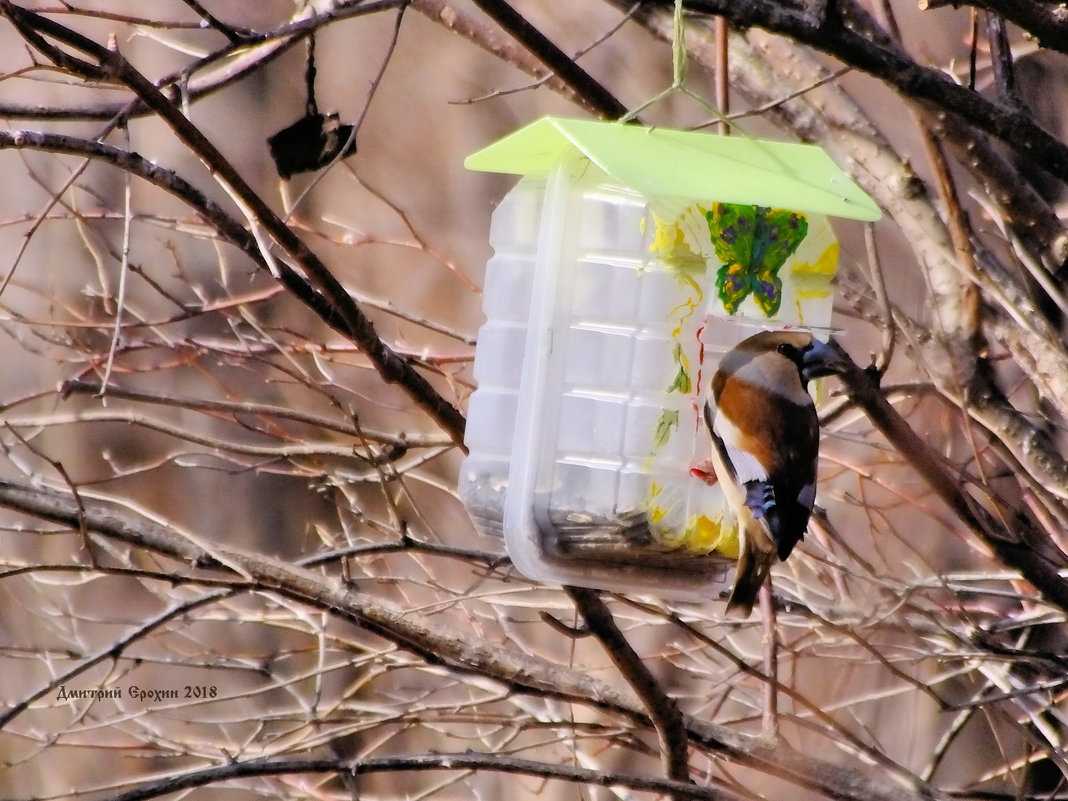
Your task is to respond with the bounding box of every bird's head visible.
[720,330,849,391]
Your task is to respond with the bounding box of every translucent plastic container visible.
[459,152,842,599]
[460,178,544,538]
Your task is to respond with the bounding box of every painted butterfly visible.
[706,203,808,317]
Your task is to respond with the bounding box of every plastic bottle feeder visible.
[460,117,880,599]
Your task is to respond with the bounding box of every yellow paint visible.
[642,208,745,559]
[811,376,829,406]
[656,511,741,557]
[649,215,706,276]
[647,482,668,524]
[790,241,838,299]
[650,214,706,335]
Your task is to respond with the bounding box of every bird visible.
[702,330,846,618]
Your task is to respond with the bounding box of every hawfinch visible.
[703,331,845,618]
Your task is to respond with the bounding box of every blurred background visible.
[0,1,1066,798]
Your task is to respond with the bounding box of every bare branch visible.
[0,476,949,801]
[93,751,742,801]
[467,0,629,118]
[679,0,1068,183]
[567,586,693,788]
[830,339,1068,613]
[0,12,468,447]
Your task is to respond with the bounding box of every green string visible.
[618,0,746,135]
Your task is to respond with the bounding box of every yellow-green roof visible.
[465,116,881,222]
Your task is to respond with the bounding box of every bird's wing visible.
[705,399,780,617]
[709,403,769,484]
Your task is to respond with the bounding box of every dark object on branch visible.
[268,111,357,178]
[267,33,356,178]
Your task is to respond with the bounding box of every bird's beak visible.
[801,337,849,383]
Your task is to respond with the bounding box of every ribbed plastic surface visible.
[459,158,837,599]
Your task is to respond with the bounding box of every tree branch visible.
[829,340,1068,614]
[0,476,945,801]
[58,379,446,449]
[0,5,468,448]
[566,586,692,788]
[411,0,592,109]
[0,0,404,121]
[676,0,1068,184]
[97,751,737,801]
[468,0,629,118]
[948,0,1068,56]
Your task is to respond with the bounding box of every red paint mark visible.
[690,465,719,486]
[692,323,707,423]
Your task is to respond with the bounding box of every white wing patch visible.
[712,410,769,484]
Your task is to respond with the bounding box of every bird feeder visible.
[459,117,880,599]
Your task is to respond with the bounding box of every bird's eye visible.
[776,342,808,369]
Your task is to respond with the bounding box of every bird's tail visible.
[724,515,777,618]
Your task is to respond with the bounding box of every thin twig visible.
[984,12,1019,104]
[0,587,239,730]
[178,0,251,44]
[98,122,134,395]
[0,4,468,448]
[58,379,446,448]
[723,66,850,123]
[714,15,728,133]
[2,410,389,462]
[2,424,97,567]
[863,223,895,374]
[758,584,778,738]
[447,1,641,107]
[0,1,405,121]
[282,4,405,218]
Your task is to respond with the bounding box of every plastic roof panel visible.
[465,116,881,222]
